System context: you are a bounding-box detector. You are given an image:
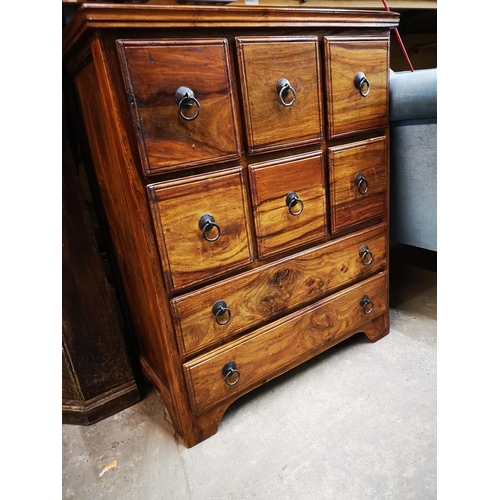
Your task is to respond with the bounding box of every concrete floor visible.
[62,248,437,499]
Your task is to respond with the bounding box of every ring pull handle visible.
[354,72,370,97]
[285,191,304,216]
[359,244,374,266]
[198,213,221,242]
[360,295,374,315]
[212,300,231,326]
[222,361,240,386]
[276,78,297,107]
[175,86,201,121]
[354,173,369,195]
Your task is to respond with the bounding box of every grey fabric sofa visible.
[389,68,437,252]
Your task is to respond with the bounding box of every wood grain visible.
[64,5,397,447]
[325,37,389,137]
[62,0,433,7]
[172,223,387,357]
[329,136,387,231]
[63,6,400,59]
[73,37,196,442]
[148,167,254,291]
[117,39,241,175]
[184,271,387,414]
[180,309,390,446]
[236,36,323,154]
[248,151,326,259]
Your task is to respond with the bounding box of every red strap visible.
[381,0,415,72]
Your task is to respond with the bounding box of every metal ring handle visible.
[354,173,369,195]
[359,245,373,266]
[198,213,221,242]
[359,78,370,97]
[354,72,370,97]
[175,86,201,121]
[285,192,304,216]
[276,78,297,107]
[212,300,231,326]
[360,295,374,315]
[201,221,220,242]
[222,361,240,386]
[178,95,200,121]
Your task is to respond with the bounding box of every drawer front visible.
[325,38,388,138]
[329,137,387,232]
[236,36,323,155]
[172,224,387,357]
[184,271,387,414]
[248,151,327,259]
[117,39,240,175]
[148,167,253,291]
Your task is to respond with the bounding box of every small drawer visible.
[148,167,253,291]
[235,36,323,155]
[183,271,388,414]
[172,224,387,357]
[248,151,327,259]
[329,137,387,232]
[117,39,241,175]
[324,37,389,138]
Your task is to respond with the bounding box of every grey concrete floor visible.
[62,251,437,499]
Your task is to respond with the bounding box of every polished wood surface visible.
[325,38,389,138]
[172,224,387,358]
[72,40,202,444]
[248,151,326,259]
[117,39,241,175]
[184,271,387,414]
[148,167,254,291]
[62,1,435,7]
[329,136,387,231]
[63,4,397,447]
[63,5,400,58]
[236,36,323,154]
[178,310,391,446]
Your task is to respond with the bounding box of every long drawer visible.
[171,223,387,357]
[183,271,387,414]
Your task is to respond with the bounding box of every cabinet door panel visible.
[325,38,389,137]
[148,167,253,291]
[236,36,323,154]
[117,39,241,175]
[329,137,387,232]
[248,151,327,259]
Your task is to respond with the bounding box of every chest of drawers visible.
[63,4,399,448]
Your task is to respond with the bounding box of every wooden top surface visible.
[61,0,434,8]
[63,3,400,57]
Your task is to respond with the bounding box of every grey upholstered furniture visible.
[389,68,437,251]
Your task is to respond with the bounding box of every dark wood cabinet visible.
[62,116,140,425]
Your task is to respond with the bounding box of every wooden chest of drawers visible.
[63,4,399,448]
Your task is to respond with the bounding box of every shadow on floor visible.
[389,242,437,309]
